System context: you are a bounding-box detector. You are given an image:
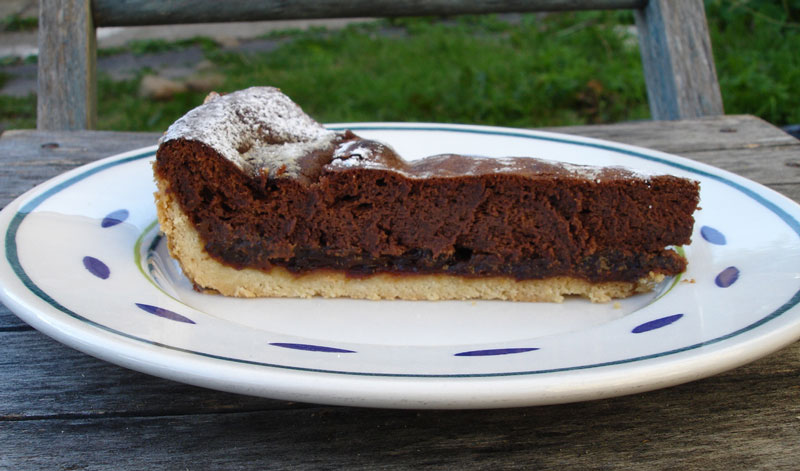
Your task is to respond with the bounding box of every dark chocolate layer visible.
[155,133,699,283]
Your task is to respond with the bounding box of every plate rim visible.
[3,123,800,407]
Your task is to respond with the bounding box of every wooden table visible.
[2,116,799,469]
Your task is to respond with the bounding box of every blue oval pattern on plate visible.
[715,267,740,288]
[455,347,540,357]
[270,343,355,353]
[101,209,129,228]
[632,314,684,334]
[82,256,110,279]
[701,226,727,245]
[135,303,196,324]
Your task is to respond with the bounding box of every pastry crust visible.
[155,174,665,303]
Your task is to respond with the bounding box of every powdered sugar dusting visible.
[327,148,656,182]
[161,86,657,183]
[328,140,392,170]
[161,86,336,177]
[557,162,606,180]
[332,140,376,162]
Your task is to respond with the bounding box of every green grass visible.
[90,12,649,132]
[97,36,221,57]
[96,73,211,131]
[1,14,38,32]
[214,14,648,127]
[0,94,35,129]
[1,3,799,132]
[707,0,800,125]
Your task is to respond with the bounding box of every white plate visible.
[3,123,800,409]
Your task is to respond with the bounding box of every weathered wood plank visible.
[679,145,800,186]
[0,305,28,330]
[0,330,302,419]
[634,0,724,120]
[0,130,159,208]
[91,0,645,26]
[0,130,159,162]
[37,0,97,130]
[548,115,797,153]
[1,342,798,470]
[2,413,796,471]
[765,182,800,205]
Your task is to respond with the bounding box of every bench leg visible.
[38,0,97,130]
[635,0,724,120]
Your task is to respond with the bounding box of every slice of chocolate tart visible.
[153,87,699,302]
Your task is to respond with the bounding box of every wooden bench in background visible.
[37,0,724,130]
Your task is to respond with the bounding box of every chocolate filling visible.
[155,133,698,282]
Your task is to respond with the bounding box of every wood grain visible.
[682,145,800,185]
[0,330,301,418]
[37,0,97,130]
[634,0,724,120]
[91,0,645,26]
[1,343,798,470]
[550,115,797,153]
